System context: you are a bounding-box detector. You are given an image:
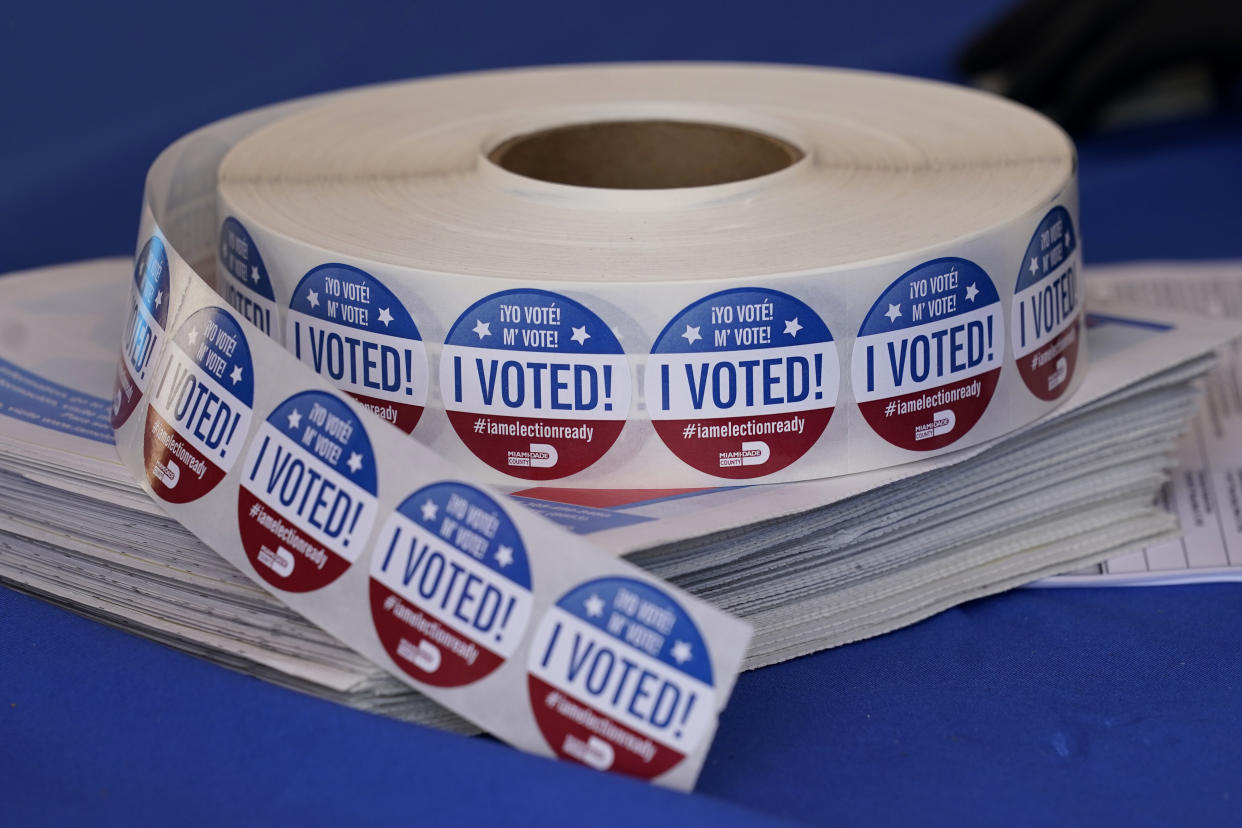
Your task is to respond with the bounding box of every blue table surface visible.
[3,1,1241,825]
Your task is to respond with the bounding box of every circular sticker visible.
[646,288,838,478]
[852,258,1004,451]
[143,307,254,503]
[237,390,378,592]
[527,577,716,780]
[440,289,630,479]
[218,217,278,338]
[1012,206,1082,400]
[369,482,533,687]
[286,264,429,434]
[111,237,171,428]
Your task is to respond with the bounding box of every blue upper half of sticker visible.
[445,289,622,355]
[858,257,999,338]
[651,287,832,355]
[397,482,532,589]
[135,236,171,327]
[219,218,275,302]
[289,264,422,341]
[266,390,377,493]
[1016,206,1077,292]
[172,307,255,407]
[555,576,713,685]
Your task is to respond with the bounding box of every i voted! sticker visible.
[527,577,716,780]
[441,289,630,480]
[1013,206,1081,400]
[369,482,533,687]
[143,308,253,502]
[286,264,429,434]
[646,288,838,478]
[218,218,278,338]
[112,237,171,428]
[852,258,1003,451]
[237,390,378,592]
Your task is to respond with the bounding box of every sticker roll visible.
[110,63,1084,789]
[215,63,1085,486]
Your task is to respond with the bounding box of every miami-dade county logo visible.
[237,390,378,592]
[646,288,838,478]
[527,577,716,781]
[369,482,533,687]
[286,264,429,434]
[112,237,171,428]
[143,307,254,503]
[852,258,1003,451]
[218,217,278,337]
[1013,206,1082,400]
[440,289,630,479]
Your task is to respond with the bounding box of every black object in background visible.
[958,0,1242,132]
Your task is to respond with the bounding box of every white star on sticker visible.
[584,594,605,618]
[154,290,163,309]
[420,499,438,522]
[286,408,302,430]
[250,265,260,283]
[472,319,491,339]
[377,307,393,326]
[306,288,320,309]
[220,240,228,259]
[495,545,514,568]
[671,640,693,664]
[570,325,590,346]
[346,452,363,473]
[1063,229,1072,248]
[784,317,803,337]
[884,303,902,323]
[964,283,979,302]
[186,327,199,346]
[230,365,243,385]
[681,324,702,345]
[1029,257,1040,276]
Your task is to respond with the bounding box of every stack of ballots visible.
[0,257,1235,728]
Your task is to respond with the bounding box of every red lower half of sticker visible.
[368,580,506,687]
[111,363,141,429]
[143,408,227,503]
[1017,316,1080,401]
[858,367,1001,451]
[528,675,686,780]
[237,487,352,592]
[446,411,625,480]
[348,390,423,435]
[652,407,832,478]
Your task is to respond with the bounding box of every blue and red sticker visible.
[218,218,278,338]
[1012,206,1081,400]
[143,308,254,503]
[527,577,716,780]
[645,288,838,478]
[112,237,171,428]
[286,264,429,434]
[440,289,630,480]
[237,391,378,592]
[369,482,533,687]
[851,258,1003,451]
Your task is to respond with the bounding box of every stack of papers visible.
[1,259,1237,726]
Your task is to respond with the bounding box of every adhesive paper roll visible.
[109,63,1084,790]
[215,63,1085,486]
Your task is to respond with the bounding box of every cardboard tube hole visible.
[489,120,803,189]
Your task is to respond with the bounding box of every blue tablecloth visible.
[3,1,1241,824]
